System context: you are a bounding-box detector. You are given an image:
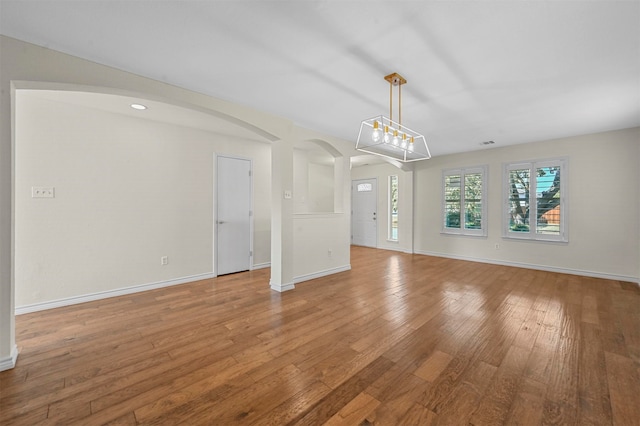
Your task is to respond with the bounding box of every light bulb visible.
[408,136,414,152]
[392,130,399,146]
[383,126,390,143]
[401,134,407,149]
[371,121,381,142]
[372,128,381,142]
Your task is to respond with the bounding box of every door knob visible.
[217,220,226,224]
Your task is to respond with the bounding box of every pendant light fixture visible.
[356,72,431,162]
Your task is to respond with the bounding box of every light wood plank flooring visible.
[1,246,639,425]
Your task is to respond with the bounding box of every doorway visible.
[216,156,252,275]
[351,178,377,248]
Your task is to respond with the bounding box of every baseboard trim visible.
[15,273,215,315]
[0,345,18,371]
[270,281,295,292]
[252,262,271,270]
[376,245,414,254]
[414,250,639,283]
[294,264,351,284]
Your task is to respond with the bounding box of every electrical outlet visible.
[494,243,500,250]
[31,186,55,198]
[161,256,168,265]
[328,250,332,258]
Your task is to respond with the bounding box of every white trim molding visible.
[15,273,215,315]
[294,264,351,285]
[0,345,18,371]
[414,250,638,284]
[441,165,488,237]
[251,262,271,270]
[502,157,568,242]
[270,281,295,292]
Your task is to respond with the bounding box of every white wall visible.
[290,133,353,284]
[15,92,272,309]
[308,163,334,213]
[351,162,414,253]
[293,148,335,214]
[293,214,350,282]
[413,127,640,281]
[293,148,310,213]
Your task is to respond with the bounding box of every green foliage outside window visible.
[443,169,485,235]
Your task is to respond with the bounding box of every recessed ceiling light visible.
[130,103,147,110]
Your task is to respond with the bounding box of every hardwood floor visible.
[2,246,639,425]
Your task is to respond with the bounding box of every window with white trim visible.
[503,158,568,242]
[388,175,398,241]
[442,166,487,236]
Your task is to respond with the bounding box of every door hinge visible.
[249,210,253,217]
[249,250,253,257]
[249,170,252,177]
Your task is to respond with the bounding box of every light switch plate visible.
[32,187,55,198]
[284,190,292,199]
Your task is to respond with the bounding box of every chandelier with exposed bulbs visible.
[356,73,431,162]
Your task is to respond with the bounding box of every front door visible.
[351,178,377,247]
[216,156,251,275]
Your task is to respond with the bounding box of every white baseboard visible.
[294,264,351,284]
[270,280,295,292]
[413,250,639,283]
[15,273,215,315]
[376,244,413,254]
[0,345,18,371]
[252,262,271,270]
[268,264,352,291]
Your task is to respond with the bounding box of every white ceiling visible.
[1,1,639,157]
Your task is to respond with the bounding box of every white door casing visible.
[351,178,377,248]
[216,156,252,275]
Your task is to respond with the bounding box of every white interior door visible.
[352,178,377,247]
[216,156,251,275]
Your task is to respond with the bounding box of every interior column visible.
[270,136,294,291]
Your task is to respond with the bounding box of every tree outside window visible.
[442,167,487,236]
[505,159,567,242]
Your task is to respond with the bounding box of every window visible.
[442,166,487,236]
[504,158,567,242]
[357,183,373,192]
[388,175,398,241]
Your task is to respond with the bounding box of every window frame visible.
[502,157,568,242]
[388,175,398,241]
[441,165,488,237]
